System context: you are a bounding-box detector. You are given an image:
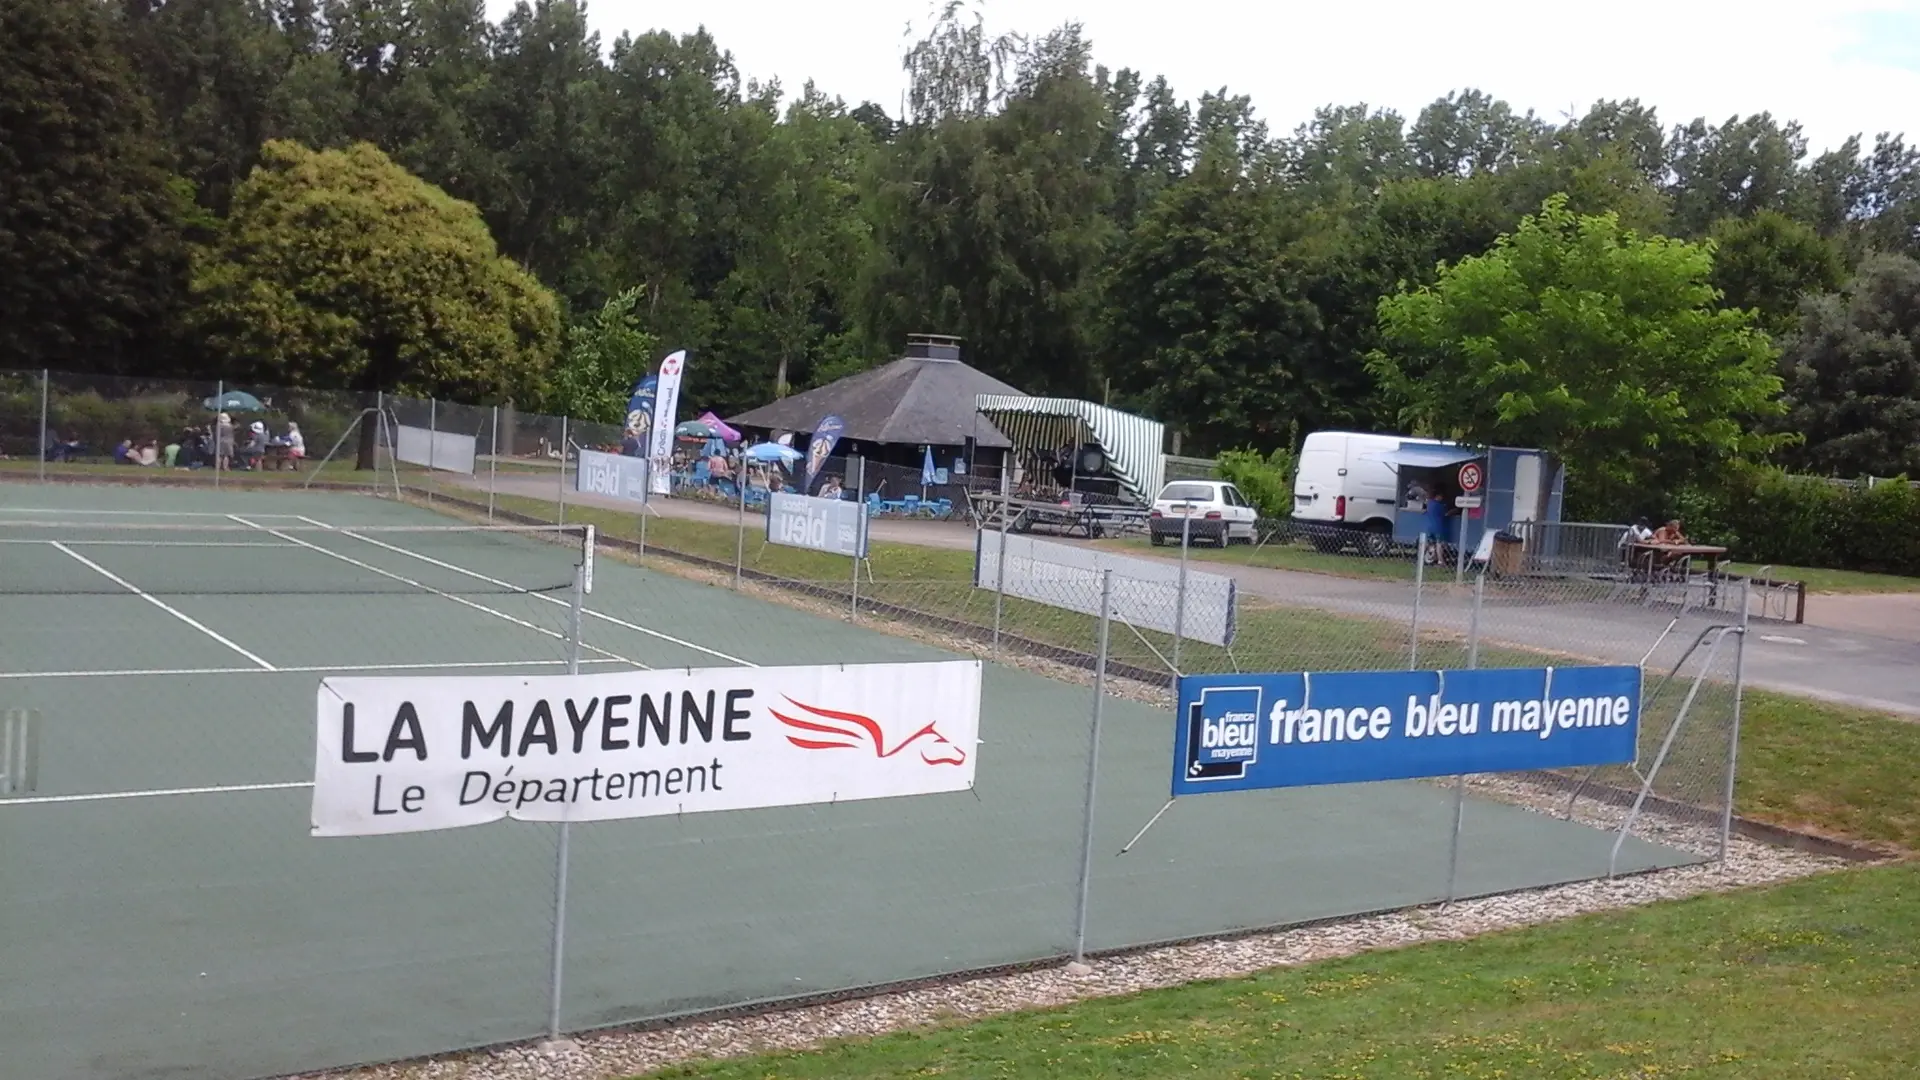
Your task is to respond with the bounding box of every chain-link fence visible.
[2,371,1756,1080]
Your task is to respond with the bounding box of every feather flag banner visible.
[311,660,982,836]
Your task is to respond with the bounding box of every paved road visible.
[456,474,1917,717]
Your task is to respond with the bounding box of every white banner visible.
[394,424,477,475]
[647,349,686,495]
[311,660,982,837]
[575,448,650,505]
[974,532,1236,646]
[767,492,868,558]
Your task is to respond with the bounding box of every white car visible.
[1149,480,1259,547]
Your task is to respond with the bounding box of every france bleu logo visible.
[1185,686,1261,782]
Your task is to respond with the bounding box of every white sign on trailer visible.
[766,492,868,558]
[974,532,1237,646]
[311,660,982,836]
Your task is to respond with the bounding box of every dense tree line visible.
[4,0,1919,492]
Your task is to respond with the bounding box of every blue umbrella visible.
[744,442,803,464]
[921,445,937,487]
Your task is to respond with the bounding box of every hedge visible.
[1676,470,1920,578]
[0,378,360,465]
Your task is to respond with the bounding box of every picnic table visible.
[1627,542,1730,605]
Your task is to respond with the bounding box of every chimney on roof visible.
[904,333,962,362]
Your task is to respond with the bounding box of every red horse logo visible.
[771,698,968,766]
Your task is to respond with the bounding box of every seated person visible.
[237,421,268,469]
[1651,519,1689,545]
[112,438,134,464]
[1619,517,1654,549]
[283,423,305,466]
[818,477,844,500]
[134,440,159,466]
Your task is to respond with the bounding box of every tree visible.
[0,0,190,374]
[542,287,658,422]
[1108,137,1325,454]
[1665,113,1813,236]
[190,140,560,406]
[1369,195,1786,507]
[1781,254,1920,478]
[1708,211,1844,337]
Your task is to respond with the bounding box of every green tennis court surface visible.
[0,484,1699,1080]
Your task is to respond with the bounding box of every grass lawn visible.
[1724,561,1920,595]
[1737,691,1920,851]
[1097,533,1421,581]
[640,861,1920,1080]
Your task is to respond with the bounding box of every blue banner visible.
[804,414,844,492]
[623,375,657,458]
[1172,665,1640,796]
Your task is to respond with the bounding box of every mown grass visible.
[1737,690,1920,852]
[1723,561,1920,595]
[1097,532,1422,581]
[638,861,1919,1080]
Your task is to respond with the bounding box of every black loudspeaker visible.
[1077,444,1106,475]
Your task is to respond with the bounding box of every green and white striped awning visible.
[974,395,1166,504]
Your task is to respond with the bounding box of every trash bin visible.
[1491,531,1524,577]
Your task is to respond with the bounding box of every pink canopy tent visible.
[699,411,742,442]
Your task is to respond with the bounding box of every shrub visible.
[1216,446,1298,519]
[1679,468,1920,577]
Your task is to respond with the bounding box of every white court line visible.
[229,515,646,670]
[48,542,278,671]
[0,538,291,547]
[0,508,310,518]
[3,780,310,806]
[0,657,631,680]
[294,516,758,668]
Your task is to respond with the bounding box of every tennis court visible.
[0,484,1699,1080]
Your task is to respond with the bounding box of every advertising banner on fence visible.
[394,425,477,475]
[767,491,868,558]
[974,532,1236,646]
[1171,665,1639,796]
[804,413,844,492]
[575,448,650,504]
[312,659,982,836]
[624,374,657,455]
[647,350,687,495]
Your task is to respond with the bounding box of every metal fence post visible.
[1172,515,1191,679]
[1410,533,1426,670]
[546,548,586,1043]
[1070,569,1114,968]
[427,398,437,504]
[1444,568,1485,904]
[850,456,865,621]
[992,519,1009,658]
[487,406,499,522]
[37,369,48,483]
[1720,596,1750,861]
[557,416,568,525]
[734,476,746,589]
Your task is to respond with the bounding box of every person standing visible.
[215,412,235,471]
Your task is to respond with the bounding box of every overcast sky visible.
[504,0,1920,155]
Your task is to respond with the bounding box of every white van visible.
[1291,431,1452,554]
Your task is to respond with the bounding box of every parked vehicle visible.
[1291,431,1452,556]
[1149,480,1259,546]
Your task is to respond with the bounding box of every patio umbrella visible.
[744,442,803,464]
[202,390,265,412]
[676,420,720,439]
[697,411,741,442]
